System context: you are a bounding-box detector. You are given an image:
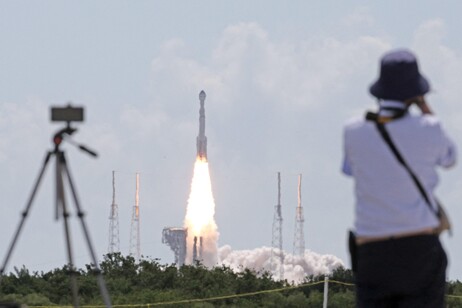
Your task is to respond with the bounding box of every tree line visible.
[0,253,461,307]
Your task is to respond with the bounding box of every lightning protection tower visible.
[271,172,284,280]
[293,174,305,256]
[108,170,120,254]
[129,172,141,259]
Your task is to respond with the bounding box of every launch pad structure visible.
[162,228,204,267]
[130,173,141,259]
[293,174,305,256]
[162,227,187,267]
[108,170,120,254]
[271,172,284,280]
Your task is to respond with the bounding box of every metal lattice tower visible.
[293,174,305,256]
[129,172,141,259]
[108,170,120,254]
[271,172,284,280]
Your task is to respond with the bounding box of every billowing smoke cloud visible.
[218,245,344,283]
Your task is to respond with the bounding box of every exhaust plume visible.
[184,158,219,267]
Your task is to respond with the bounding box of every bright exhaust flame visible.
[184,157,219,267]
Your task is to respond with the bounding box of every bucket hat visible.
[369,49,430,101]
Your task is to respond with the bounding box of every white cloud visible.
[151,22,390,113]
[0,100,48,161]
[341,6,375,28]
[411,20,462,134]
[120,104,168,140]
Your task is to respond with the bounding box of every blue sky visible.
[1,1,462,280]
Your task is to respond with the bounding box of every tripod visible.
[0,125,111,307]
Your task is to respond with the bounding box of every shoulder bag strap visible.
[374,121,439,216]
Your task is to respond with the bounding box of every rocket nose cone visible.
[199,90,206,100]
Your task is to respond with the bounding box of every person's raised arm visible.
[406,95,433,115]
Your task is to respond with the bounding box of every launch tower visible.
[129,173,141,259]
[271,172,284,279]
[293,174,305,256]
[108,171,120,254]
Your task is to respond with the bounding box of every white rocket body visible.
[196,90,207,160]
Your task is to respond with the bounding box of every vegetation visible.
[0,253,461,307]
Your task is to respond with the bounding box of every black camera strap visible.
[369,114,439,217]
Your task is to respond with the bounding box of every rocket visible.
[196,90,207,160]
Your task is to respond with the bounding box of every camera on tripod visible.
[0,104,110,306]
[51,105,84,123]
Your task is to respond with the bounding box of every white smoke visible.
[218,245,344,283]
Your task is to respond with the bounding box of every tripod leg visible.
[56,152,80,308]
[61,153,112,307]
[0,151,52,286]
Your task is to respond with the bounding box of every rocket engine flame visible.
[184,157,219,266]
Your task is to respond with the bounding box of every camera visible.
[51,105,84,123]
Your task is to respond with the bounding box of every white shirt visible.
[342,101,457,237]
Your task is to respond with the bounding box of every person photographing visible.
[342,49,457,307]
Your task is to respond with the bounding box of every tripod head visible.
[53,125,76,148]
[52,124,98,157]
[50,104,96,156]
